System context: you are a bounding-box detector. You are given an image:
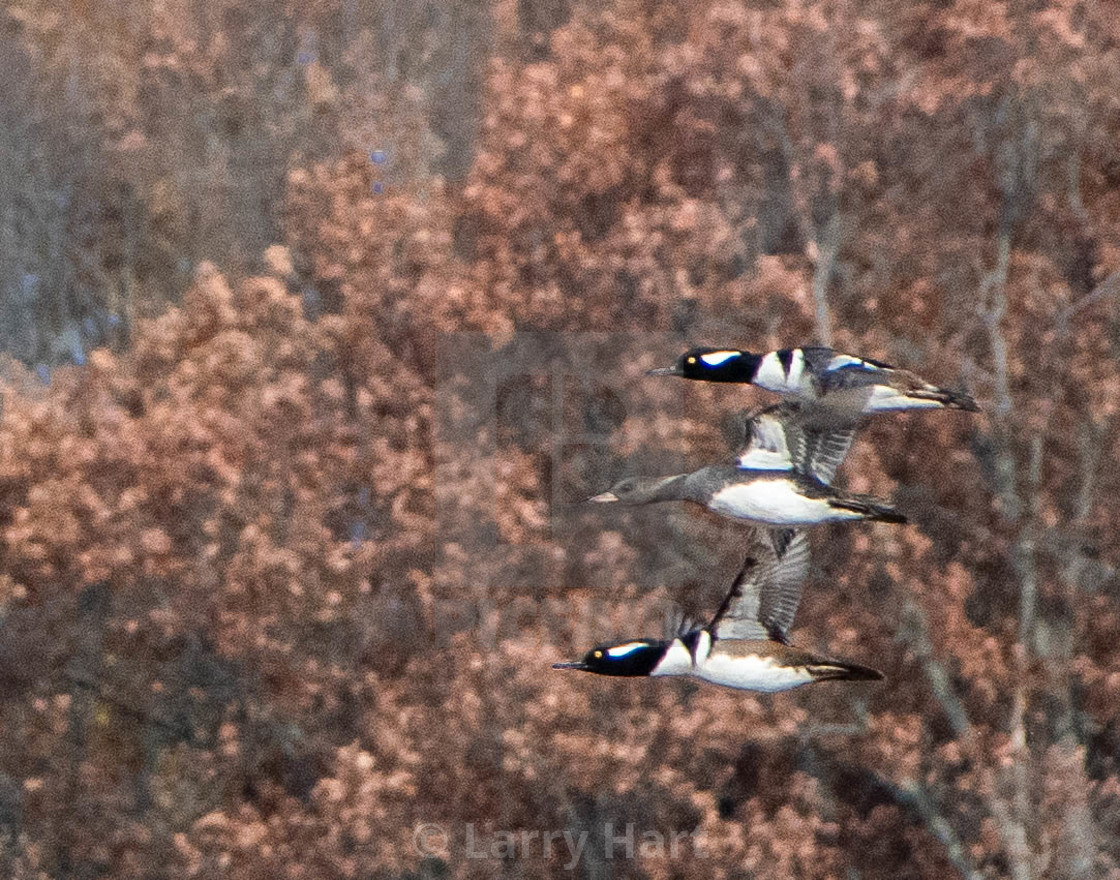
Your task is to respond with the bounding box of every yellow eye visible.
[687,356,696,364]
[593,650,603,659]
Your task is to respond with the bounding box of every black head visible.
[647,348,759,382]
[552,640,668,677]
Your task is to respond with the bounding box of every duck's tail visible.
[908,384,980,412]
[830,493,907,524]
[809,660,885,683]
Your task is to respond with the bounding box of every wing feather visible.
[784,414,857,485]
[710,528,811,643]
[733,404,794,472]
[756,530,811,640]
[734,402,858,485]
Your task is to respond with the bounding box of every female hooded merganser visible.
[588,466,903,527]
[648,346,979,414]
[588,401,897,526]
[553,529,883,692]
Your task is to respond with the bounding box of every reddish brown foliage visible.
[1,0,1120,878]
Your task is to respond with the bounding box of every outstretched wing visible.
[663,604,698,639]
[709,528,811,643]
[734,402,857,485]
[781,406,857,485]
[733,403,794,472]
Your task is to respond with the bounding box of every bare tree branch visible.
[812,210,839,348]
[896,780,984,880]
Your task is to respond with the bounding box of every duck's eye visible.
[687,356,697,365]
[593,650,603,659]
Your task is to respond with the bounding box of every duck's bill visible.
[552,660,589,671]
[646,365,683,376]
[586,491,619,503]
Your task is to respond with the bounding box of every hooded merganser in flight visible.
[588,399,896,526]
[648,346,979,414]
[553,529,883,692]
[588,463,903,527]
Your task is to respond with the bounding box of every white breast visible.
[752,352,791,392]
[651,639,696,677]
[708,480,846,526]
[753,350,814,394]
[696,651,816,693]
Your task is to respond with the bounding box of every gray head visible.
[586,474,688,505]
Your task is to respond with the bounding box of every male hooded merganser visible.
[588,465,903,527]
[648,346,979,414]
[553,529,883,692]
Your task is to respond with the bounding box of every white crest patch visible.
[606,642,648,658]
[699,350,741,367]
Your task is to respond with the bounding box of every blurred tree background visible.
[0,0,1119,877]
